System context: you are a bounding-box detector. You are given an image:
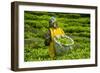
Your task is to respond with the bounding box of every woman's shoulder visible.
[58,27,62,30]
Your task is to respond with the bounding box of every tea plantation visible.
[24,11,90,61]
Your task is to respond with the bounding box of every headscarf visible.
[49,17,57,27]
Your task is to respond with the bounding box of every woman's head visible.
[49,17,58,28]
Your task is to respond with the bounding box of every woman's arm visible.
[44,30,51,46]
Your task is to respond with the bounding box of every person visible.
[45,17,65,60]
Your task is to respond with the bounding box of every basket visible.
[54,35,74,55]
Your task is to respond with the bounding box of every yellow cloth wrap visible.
[49,27,65,58]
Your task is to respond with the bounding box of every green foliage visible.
[57,37,72,45]
[24,11,90,61]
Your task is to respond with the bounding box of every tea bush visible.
[24,11,90,61]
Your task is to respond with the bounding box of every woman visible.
[45,17,65,59]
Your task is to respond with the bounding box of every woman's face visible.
[49,17,58,28]
[53,23,57,28]
[50,20,57,28]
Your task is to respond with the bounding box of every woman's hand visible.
[55,35,61,39]
[61,34,65,38]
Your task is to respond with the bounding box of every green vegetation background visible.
[24,11,90,61]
